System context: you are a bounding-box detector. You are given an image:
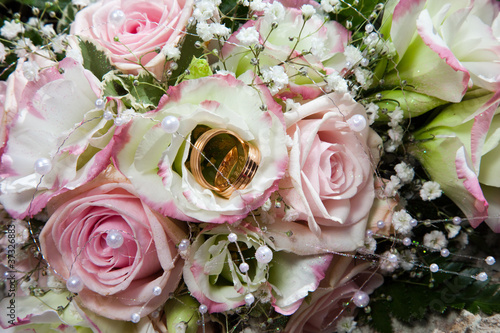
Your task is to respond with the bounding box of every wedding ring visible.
[189,128,261,198]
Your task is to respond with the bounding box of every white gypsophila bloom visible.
[310,36,327,58]
[237,27,260,46]
[321,0,341,13]
[383,175,402,198]
[285,98,300,113]
[0,42,6,63]
[51,34,67,53]
[423,230,448,251]
[391,209,413,234]
[27,17,40,27]
[249,0,266,11]
[400,250,415,271]
[263,1,286,23]
[389,106,404,127]
[445,224,461,239]
[344,45,363,68]
[283,207,299,222]
[14,38,35,58]
[22,60,40,81]
[261,65,288,94]
[301,4,316,20]
[456,232,469,248]
[325,72,348,94]
[420,181,442,201]
[211,23,231,39]
[72,0,92,6]
[208,0,221,5]
[365,102,380,125]
[353,67,373,88]
[193,0,217,21]
[47,273,66,293]
[379,251,399,273]
[66,45,83,64]
[261,198,272,211]
[358,236,376,254]
[336,316,357,333]
[196,21,213,41]
[394,161,414,184]
[41,24,56,37]
[1,20,23,39]
[162,44,181,60]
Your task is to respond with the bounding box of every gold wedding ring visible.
[189,128,260,198]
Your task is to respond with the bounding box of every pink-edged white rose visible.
[182,222,332,314]
[267,92,382,254]
[39,166,187,321]
[283,256,383,333]
[382,0,500,102]
[221,4,349,100]
[113,74,288,223]
[70,0,194,78]
[411,89,500,232]
[0,57,114,219]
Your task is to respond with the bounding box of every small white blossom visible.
[22,60,40,81]
[456,232,469,248]
[237,27,260,46]
[344,45,363,68]
[365,102,379,124]
[1,20,24,39]
[261,65,288,94]
[249,0,266,11]
[445,224,461,239]
[353,67,372,88]
[383,175,402,197]
[285,98,300,113]
[196,22,213,41]
[420,181,442,201]
[336,316,357,333]
[14,38,35,58]
[72,0,92,6]
[392,209,413,234]
[283,207,299,222]
[394,161,414,184]
[301,4,316,19]
[193,0,217,21]
[261,198,272,211]
[385,125,404,152]
[0,43,6,63]
[321,0,341,13]
[379,251,399,273]
[41,24,56,37]
[211,23,231,39]
[310,36,327,58]
[27,17,40,27]
[66,46,84,64]
[423,230,448,251]
[47,273,66,293]
[325,72,348,94]
[51,34,68,53]
[263,1,286,23]
[358,236,376,254]
[400,250,416,271]
[162,44,181,60]
[389,106,404,127]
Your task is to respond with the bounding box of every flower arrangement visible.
[0,0,499,332]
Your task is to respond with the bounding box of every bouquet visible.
[0,0,499,332]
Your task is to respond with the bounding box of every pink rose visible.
[267,92,382,254]
[39,166,187,320]
[284,257,383,333]
[71,0,194,78]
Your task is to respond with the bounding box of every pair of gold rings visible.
[190,128,260,198]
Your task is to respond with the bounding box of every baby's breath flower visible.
[400,250,416,271]
[1,20,24,39]
[162,44,181,60]
[193,0,217,21]
[392,209,413,234]
[379,251,399,273]
[237,27,260,46]
[358,236,376,254]
[0,42,6,63]
[41,24,56,37]
[445,224,461,239]
[365,102,380,124]
[263,1,285,23]
[353,67,372,88]
[344,45,363,68]
[321,0,341,13]
[423,230,448,250]
[383,175,402,197]
[325,72,348,94]
[336,316,357,333]
[420,181,442,201]
[249,0,266,11]
[22,60,40,81]
[394,161,414,184]
[389,106,404,127]
[14,38,35,58]
[301,4,316,20]
[261,65,288,94]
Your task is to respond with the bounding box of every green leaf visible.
[333,0,381,32]
[370,300,393,333]
[78,38,114,81]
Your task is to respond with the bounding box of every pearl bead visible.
[360,58,369,67]
[353,290,369,308]
[106,230,124,249]
[178,239,189,252]
[347,114,367,132]
[239,262,250,273]
[409,219,418,227]
[365,230,374,238]
[376,220,385,229]
[476,272,488,282]
[245,293,255,305]
[103,110,114,120]
[387,253,398,263]
[255,245,273,264]
[66,275,84,293]
[131,312,141,323]
[429,263,439,273]
[34,158,52,175]
[109,9,126,27]
[114,116,124,126]
[452,216,462,225]
[95,98,105,109]
[152,286,162,296]
[151,311,159,318]
[161,116,180,133]
[485,256,496,266]
[365,23,374,33]
[440,248,450,257]
[402,237,411,246]
[199,304,208,314]
[227,233,238,242]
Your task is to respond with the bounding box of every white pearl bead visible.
[152,286,162,296]
[347,114,367,132]
[365,24,374,33]
[365,230,374,238]
[199,304,208,314]
[440,248,450,257]
[34,158,52,175]
[476,272,488,282]
[131,312,141,323]
[387,253,398,263]
[376,220,385,229]
[239,262,250,273]
[103,110,114,120]
[106,230,124,249]
[255,245,273,264]
[452,216,462,225]
[485,256,496,266]
[360,58,369,67]
[114,116,124,126]
[227,233,238,242]
[161,116,180,133]
[95,98,105,109]
[66,275,84,293]
[429,263,439,273]
[109,9,126,27]
[402,237,411,246]
[353,290,369,307]
[178,239,189,251]
[244,293,255,305]
[409,219,418,227]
